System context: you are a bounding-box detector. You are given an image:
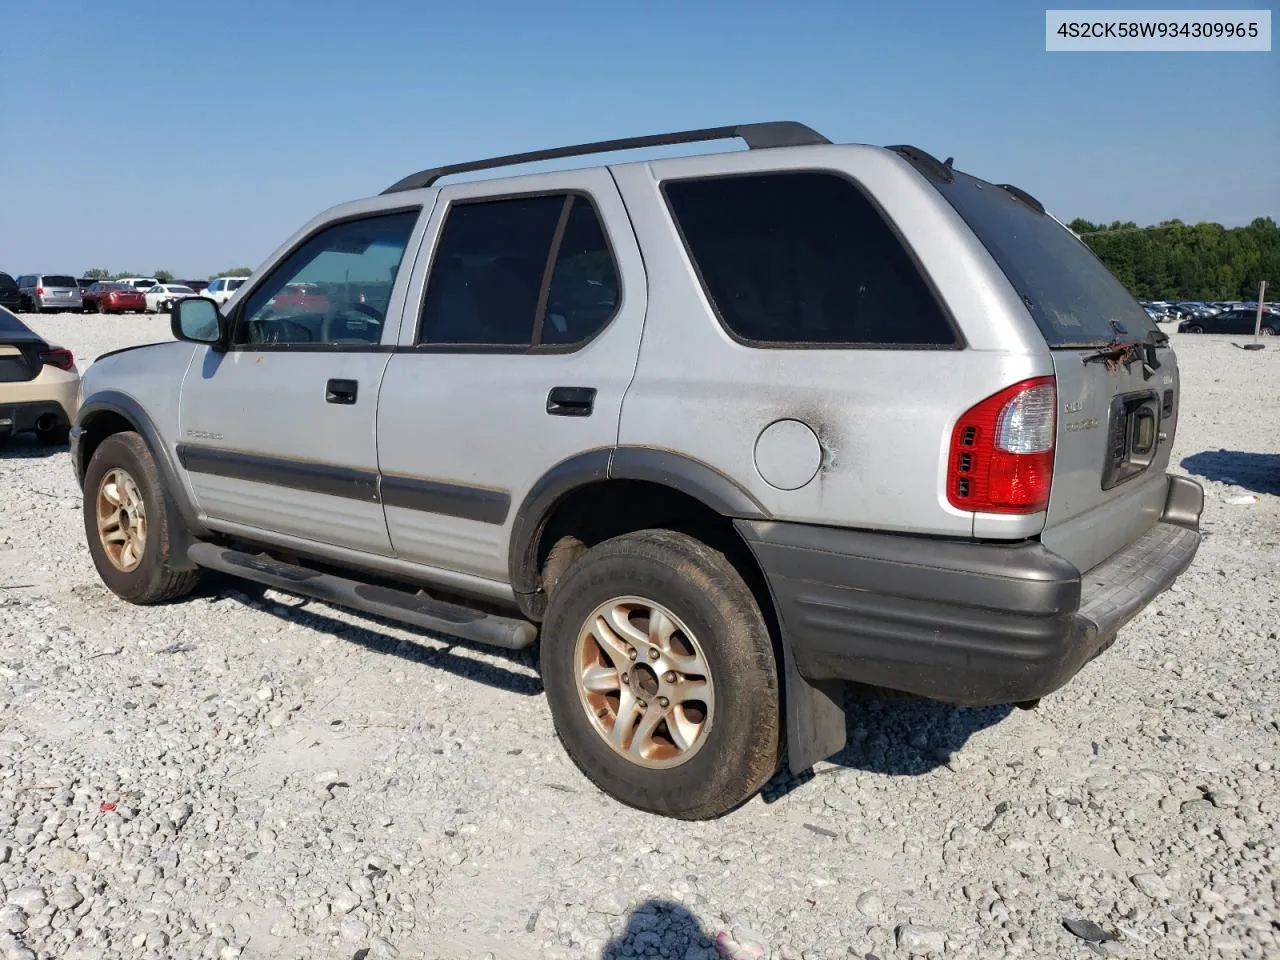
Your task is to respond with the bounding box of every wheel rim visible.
[574,596,715,769]
[1262,327,1275,336]
[96,467,147,572]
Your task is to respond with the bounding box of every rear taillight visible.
[947,376,1056,514]
[35,286,44,295]
[38,347,74,370]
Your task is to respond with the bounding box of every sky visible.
[2,0,1276,279]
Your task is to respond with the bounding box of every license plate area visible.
[1102,390,1160,490]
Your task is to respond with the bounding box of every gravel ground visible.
[2,313,1278,960]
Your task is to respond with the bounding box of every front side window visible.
[663,171,957,347]
[235,209,419,347]
[418,193,620,348]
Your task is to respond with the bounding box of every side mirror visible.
[171,297,226,349]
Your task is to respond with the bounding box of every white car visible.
[143,284,198,314]
[205,276,248,305]
[117,277,159,291]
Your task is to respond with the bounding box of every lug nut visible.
[621,673,629,683]
[664,671,676,683]
[658,696,669,708]
[628,648,637,661]
[648,648,660,661]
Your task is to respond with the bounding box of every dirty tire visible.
[82,431,202,604]
[541,529,780,819]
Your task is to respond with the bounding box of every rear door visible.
[376,170,646,587]
[929,172,1176,572]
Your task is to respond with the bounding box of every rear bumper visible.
[0,399,71,437]
[738,474,1203,706]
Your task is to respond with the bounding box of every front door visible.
[376,170,647,585]
[178,205,427,555]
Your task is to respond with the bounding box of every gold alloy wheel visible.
[96,467,147,573]
[574,596,715,769]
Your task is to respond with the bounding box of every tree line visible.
[1069,216,1278,302]
[81,267,253,283]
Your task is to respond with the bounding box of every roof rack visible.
[380,121,831,194]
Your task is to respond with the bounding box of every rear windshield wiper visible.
[1080,338,1160,377]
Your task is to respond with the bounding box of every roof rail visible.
[380,121,831,194]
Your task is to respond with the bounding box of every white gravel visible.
[2,313,1278,960]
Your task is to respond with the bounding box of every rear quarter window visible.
[662,171,958,348]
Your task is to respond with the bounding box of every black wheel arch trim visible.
[75,390,209,550]
[508,446,770,619]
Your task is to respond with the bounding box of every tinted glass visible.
[0,273,17,291]
[0,306,30,334]
[929,172,1158,347]
[663,172,956,347]
[171,286,196,294]
[237,210,418,346]
[540,197,619,345]
[43,275,77,287]
[419,195,565,346]
[229,279,245,290]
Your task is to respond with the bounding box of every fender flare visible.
[76,391,208,554]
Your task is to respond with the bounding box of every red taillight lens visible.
[35,286,44,295]
[38,347,74,370]
[947,376,1056,514]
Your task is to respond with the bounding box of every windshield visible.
[43,275,77,288]
[927,171,1158,347]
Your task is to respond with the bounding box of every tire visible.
[1187,324,1203,334]
[541,529,781,819]
[82,432,202,604]
[94,300,104,314]
[1262,326,1276,337]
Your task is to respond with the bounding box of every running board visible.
[186,542,538,650]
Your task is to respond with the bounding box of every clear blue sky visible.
[3,0,1276,278]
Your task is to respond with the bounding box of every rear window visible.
[43,275,77,287]
[0,306,29,333]
[0,273,17,291]
[662,171,957,347]
[929,172,1157,347]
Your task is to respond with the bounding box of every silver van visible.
[17,274,84,313]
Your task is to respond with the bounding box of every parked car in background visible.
[0,273,22,312]
[16,274,84,313]
[267,282,330,313]
[0,305,79,445]
[205,276,247,305]
[181,279,209,294]
[82,282,147,314]
[143,283,198,313]
[117,277,159,291]
[1179,306,1279,335]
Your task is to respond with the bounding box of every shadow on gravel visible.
[761,689,1013,803]
[206,575,542,696]
[1182,449,1280,496]
[600,900,720,960]
[0,436,67,459]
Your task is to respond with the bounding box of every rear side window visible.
[418,192,620,349]
[929,172,1157,347]
[663,172,957,347]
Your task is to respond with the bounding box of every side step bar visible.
[186,543,538,650]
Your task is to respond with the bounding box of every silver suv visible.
[17,274,83,313]
[71,123,1202,819]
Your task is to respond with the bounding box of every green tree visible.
[217,267,253,277]
[154,269,174,283]
[82,268,110,279]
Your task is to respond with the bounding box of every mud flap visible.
[783,643,846,775]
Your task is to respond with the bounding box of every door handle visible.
[546,386,596,417]
[326,378,358,405]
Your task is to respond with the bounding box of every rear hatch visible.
[929,170,1177,573]
[0,309,46,383]
[41,275,81,301]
